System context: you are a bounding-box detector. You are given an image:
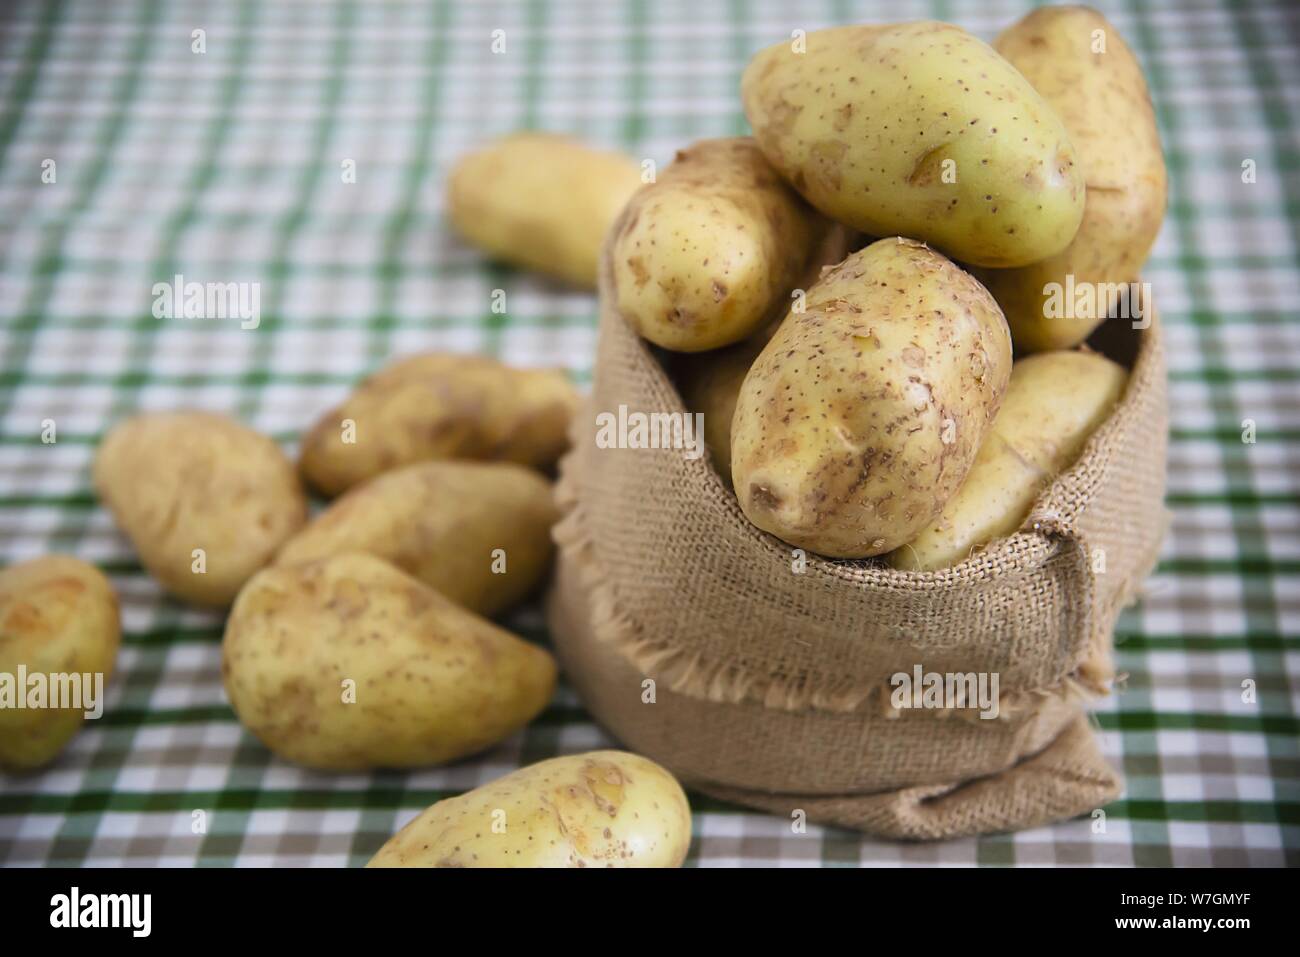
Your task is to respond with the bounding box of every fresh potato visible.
[95,412,307,606]
[447,132,644,287]
[731,237,1012,558]
[610,137,826,352]
[298,352,579,497]
[890,350,1128,570]
[679,339,761,480]
[975,6,1168,352]
[276,461,555,617]
[368,750,691,868]
[741,21,1085,268]
[675,223,860,480]
[222,553,556,771]
[0,557,120,770]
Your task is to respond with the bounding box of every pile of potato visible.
[4,352,688,867]
[458,7,1162,569]
[4,6,1165,866]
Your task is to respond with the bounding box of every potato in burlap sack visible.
[545,214,1168,839]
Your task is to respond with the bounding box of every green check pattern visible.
[0,0,1297,867]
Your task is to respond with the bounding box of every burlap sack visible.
[547,247,1168,840]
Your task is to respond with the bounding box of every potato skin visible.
[987,351,1129,474]
[741,21,1085,268]
[298,353,579,497]
[0,557,120,770]
[976,6,1167,352]
[447,132,644,288]
[276,461,556,617]
[731,237,1011,558]
[680,341,758,480]
[222,553,556,771]
[94,412,307,606]
[367,750,691,868]
[889,350,1128,570]
[675,224,859,481]
[611,138,824,352]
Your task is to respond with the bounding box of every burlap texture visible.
[546,242,1167,839]
[549,554,1122,839]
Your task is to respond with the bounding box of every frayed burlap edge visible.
[551,374,1166,719]
[554,482,1121,720]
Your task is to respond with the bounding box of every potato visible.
[610,137,826,352]
[95,412,307,606]
[890,350,1128,570]
[276,461,555,617]
[368,750,691,868]
[0,557,120,770]
[975,7,1167,352]
[731,237,1011,558]
[447,132,644,287]
[298,352,579,497]
[222,553,556,771]
[679,340,761,480]
[741,21,1085,268]
[673,224,860,480]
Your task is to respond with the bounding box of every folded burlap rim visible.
[547,545,1127,839]
[696,714,1123,840]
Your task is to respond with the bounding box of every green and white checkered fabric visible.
[0,0,1296,867]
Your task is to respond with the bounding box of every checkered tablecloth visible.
[0,0,1296,867]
